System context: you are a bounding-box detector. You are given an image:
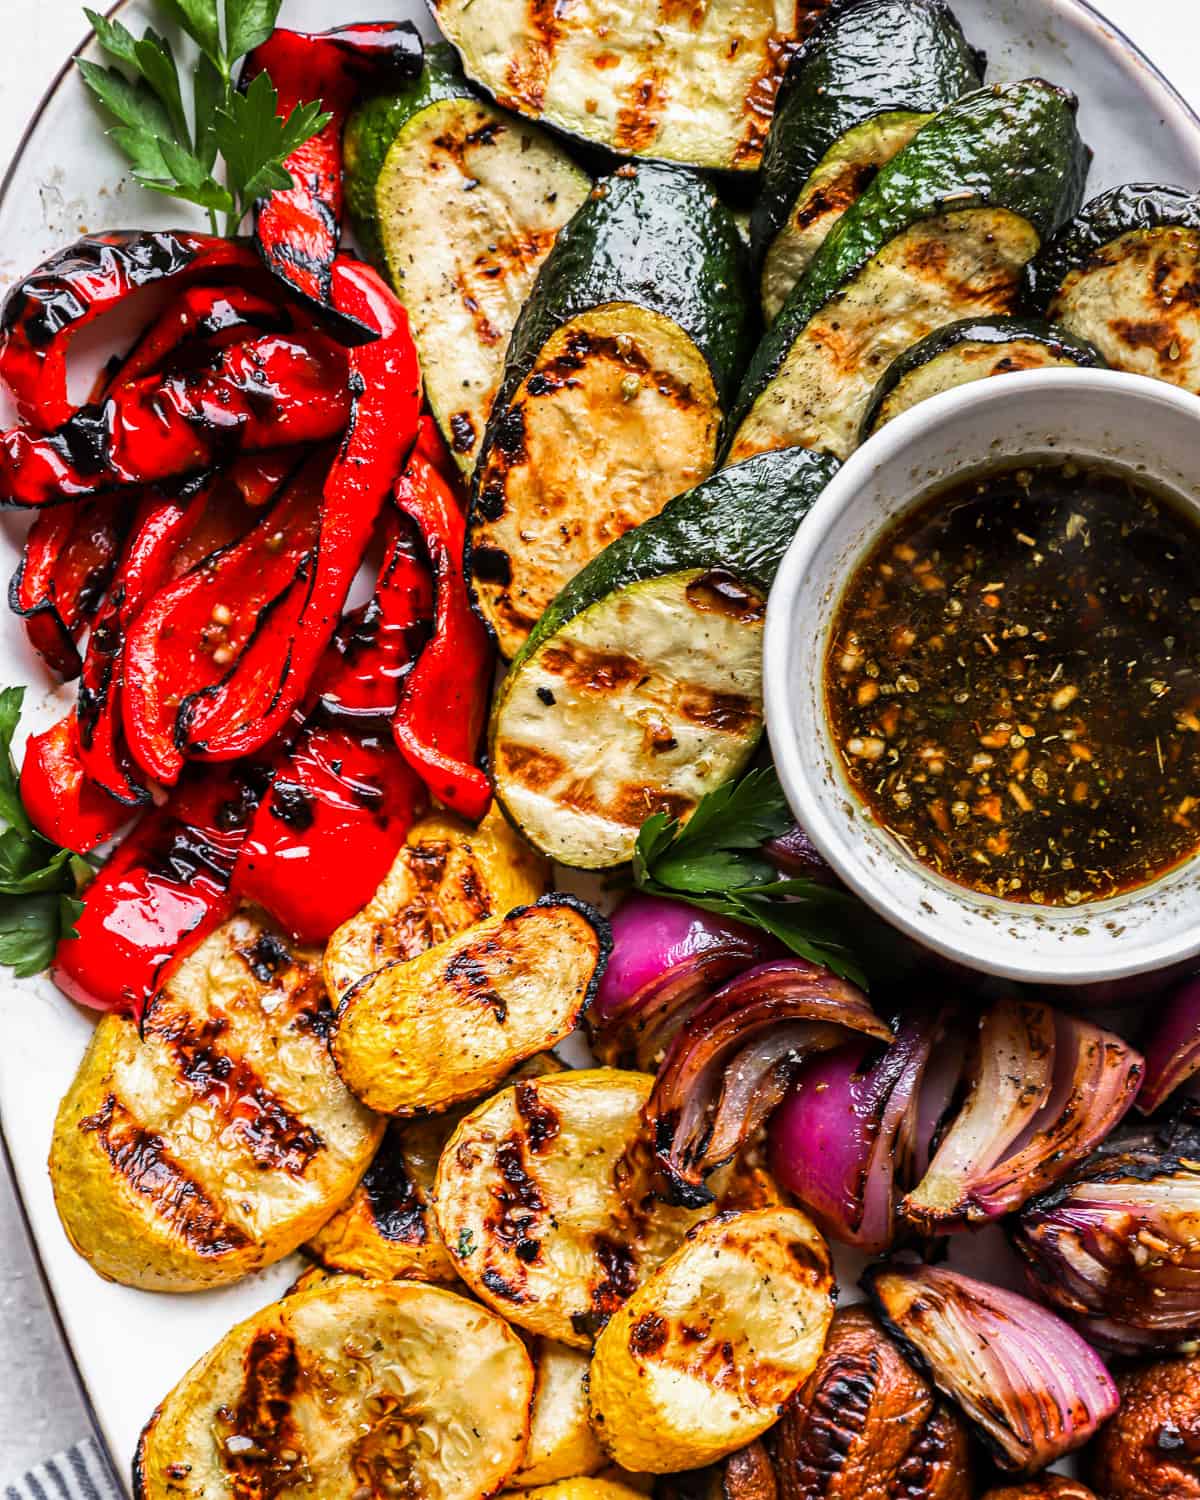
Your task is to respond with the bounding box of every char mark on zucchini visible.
[468,161,754,658]
[752,0,985,321]
[1024,183,1200,392]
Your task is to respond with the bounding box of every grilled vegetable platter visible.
[0,0,1199,1495]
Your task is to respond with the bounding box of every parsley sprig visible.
[78,0,331,236]
[632,766,908,990]
[0,689,92,978]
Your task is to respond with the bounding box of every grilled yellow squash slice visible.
[50,910,382,1292]
[332,896,606,1116]
[134,1277,533,1499]
[516,1483,649,1500]
[324,805,551,1004]
[587,1207,836,1472]
[512,1340,607,1488]
[433,1069,707,1347]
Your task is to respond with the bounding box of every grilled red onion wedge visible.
[1138,974,1200,1114]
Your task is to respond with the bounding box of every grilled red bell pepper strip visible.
[229,449,303,507]
[0,331,348,507]
[20,711,131,855]
[180,260,421,761]
[0,231,261,430]
[52,764,259,1018]
[232,723,426,943]
[121,452,329,786]
[392,424,494,820]
[243,22,421,340]
[110,283,288,390]
[9,491,133,678]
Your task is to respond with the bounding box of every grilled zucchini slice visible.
[428,0,818,173]
[50,910,382,1292]
[587,1208,836,1473]
[134,1277,533,1500]
[752,0,983,321]
[324,805,550,1005]
[469,162,753,658]
[490,446,839,869]
[345,45,590,475]
[332,896,607,1116]
[514,1340,607,1488]
[860,316,1105,438]
[1025,183,1200,391]
[433,1069,710,1347]
[728,81,1089,464]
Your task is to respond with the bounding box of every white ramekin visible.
[764,369,1200,987]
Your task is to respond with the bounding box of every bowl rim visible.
[763,366,1200,986]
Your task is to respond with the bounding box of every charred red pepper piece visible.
[0,231,260,430]
[392,421,494,821]
[121,453,328,787]
[20,711,131,855]
[0,331,348,507]
[180,260,421,761]
[244,23,422,340]
[52,764,259,1017]
[233,723,426,943]
[110,283,288,389]
[10,492,133,678]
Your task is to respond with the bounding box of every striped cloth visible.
[5,1439,123,1500]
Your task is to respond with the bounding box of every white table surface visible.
[1,0,1199,1484]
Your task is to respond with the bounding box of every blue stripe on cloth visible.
[5,1441,121,1500]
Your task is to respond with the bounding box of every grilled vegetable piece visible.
[752,0,984,321]
[588,1207,836,1472]
[469,161,753,657]
[433,1068,711,1347]
[1024,183,1200,391]
[728,81,1089,464]
[860,316,1105,437]
[49,910,382,1292]
[515,1340,608,1488]
[133,1277,533,1500]
[427,0,823,173]
[344,46,590,475]
[491,446,839,869]
[324,805,550,1004]
[1086,1354,1200,1500]
[332,895,607,1115]
[521,1484,650,1500]
[656,1441,778,1500]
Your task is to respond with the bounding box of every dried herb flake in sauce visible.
[826,459,1200,904]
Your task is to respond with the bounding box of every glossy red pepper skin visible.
[52,766,258,1018]
[181,260,421,762]
[111,283,288,390]
[10,491,133,679]
[20,711,131,855]
[0,231,261,431]
[244,23,422,341]
[392,424,495,821]
[0,332,349,507]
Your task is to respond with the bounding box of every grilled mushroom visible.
[981,1481,1099,1500]
[1087,1354,1200,1500]
[656,1441,778,1500]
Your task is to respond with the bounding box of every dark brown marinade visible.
[826,459,1200,904]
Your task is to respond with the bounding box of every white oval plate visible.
[1,1,1199,1490]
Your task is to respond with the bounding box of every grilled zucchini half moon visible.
[752,0,983,321]
[50,909,382,1293]
[428,0,817,173]
[134,1277,534,1500]
[513,1339,607,1488]
[332,895,608,1116]
[587,1208,836,1473]
[469,161,753,658]
[433,1069,710,1348]
[859,316,1105,439]
[324,804,550,1005]
[344,45,589,475]
[1024,183,1200,392]
[490,446,840,869]
[728,81,1089,465]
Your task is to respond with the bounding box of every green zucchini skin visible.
[859,315,1105,440]
[509,445,839,678]
[750,0,984,271]
[1024,183,1200,312]
[730,80,1090,441]
[343,44,469,266]
[490,162,755,421]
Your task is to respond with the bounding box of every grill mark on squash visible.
[479,1131,544,1294]
[678,687,758,734]
[685,569,765,623]
[217,1329,306,1499]
[793,162,881,232]
[614,70,668,154]
[79,1095,251,1257]
[514,1080,561,1153]
[504,0,563,113]
[362,1125,429,1246]
[736,33,805,166]
[496,742,569,791]
[443,939,510,1023]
